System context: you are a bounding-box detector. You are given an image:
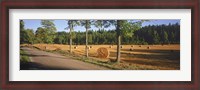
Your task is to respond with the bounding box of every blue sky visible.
[23,19,180,32]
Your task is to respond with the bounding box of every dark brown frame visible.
[0,0,199,90]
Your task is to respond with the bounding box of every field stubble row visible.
[21,44,180,70]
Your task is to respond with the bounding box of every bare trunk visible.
[69,23,72,53]
[85,21,89,57]
[70,38,72,53]
[116,20,121,62]
[116,35,121,62]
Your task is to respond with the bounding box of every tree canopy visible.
[20,20,180,45]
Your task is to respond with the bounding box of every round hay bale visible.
[90,46,92,48]
[147,47,150,49]
[130,48,133,51]
[97,47,109,58]
[139,45,142,47]
[121,46,123,48]
[131,45,134,47]
[74,46,77,49]
[109,46,112,48]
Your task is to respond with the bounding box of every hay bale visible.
[97,47,109,58]
[24,44,28,47]
[139,45,142,47]
[131,45,134,47]
[130,48,133,51]
[121,46,123,48]
[109,46,112,48]
[147,46,150,49]
[74,46,77,49]
[90,46,92,48]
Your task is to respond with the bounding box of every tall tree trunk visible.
[70,37,72,53]
[116,35,121,62]
[85,21,89,57]
[69,23,72,53]
[116,20,121,62]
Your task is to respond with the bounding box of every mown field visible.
[21,44,180,70]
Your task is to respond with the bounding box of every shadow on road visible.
[21,53,49,57]
[20,62,75,70]
[21,53,76,70]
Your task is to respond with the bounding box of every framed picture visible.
[1,0,199,89]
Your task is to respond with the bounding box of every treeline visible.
[124,23,180,44]
[55,23,180,45]
[21,21,180,45]
[54,30,118,45]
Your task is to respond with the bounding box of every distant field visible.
[21,44,180,70]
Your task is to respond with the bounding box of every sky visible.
[23,19,180,32]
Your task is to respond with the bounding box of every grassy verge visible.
[20,49,31,69]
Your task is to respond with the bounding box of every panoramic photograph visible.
[20,19,180,70]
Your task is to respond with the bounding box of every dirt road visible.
[21,47,109,70]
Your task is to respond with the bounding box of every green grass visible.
[20,49,31,67]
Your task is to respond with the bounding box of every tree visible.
[25,29,35,44]
[108,20,142,62]
[94,20,112,44]
[54,31,68,44]
[20,20,35,44]
[20,20,25,44]
[21,29,35,44]
[80,20,93,57]
[35,27,46,43]
[163,31,169,44]
[153,30,160,44]
[116,20,123,62]
[65,20,80,53]
[94,20,111,31]
[133,23,180,44]
[50,23,180,45]
[40,20,57,44]
[41,20,56,32]
[20,20,25,31]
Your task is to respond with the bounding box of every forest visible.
[20,20,180,45]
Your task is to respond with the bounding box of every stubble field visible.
[22,44,180,70]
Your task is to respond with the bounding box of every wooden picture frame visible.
[0,0,199,89]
